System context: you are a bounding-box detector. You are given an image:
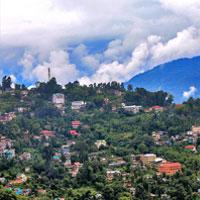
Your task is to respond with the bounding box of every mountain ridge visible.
[125,56,200,102]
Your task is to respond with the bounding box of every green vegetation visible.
[0,77,199,199]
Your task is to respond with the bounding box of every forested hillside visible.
[0,77,199,199]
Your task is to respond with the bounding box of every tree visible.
[2,76,12,91]
[0,189,17,200]
[127,84,133,91]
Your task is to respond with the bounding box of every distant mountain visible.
[125,56,200,103]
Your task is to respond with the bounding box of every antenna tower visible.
[48,67,51,81]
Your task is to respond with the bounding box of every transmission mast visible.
[48,67,51,81]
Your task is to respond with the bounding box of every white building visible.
[71,101,86,110]
[52,93,65,104]
[121,103,142,113]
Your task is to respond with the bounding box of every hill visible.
[125,56,200,102]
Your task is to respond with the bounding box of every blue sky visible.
[1,0,200,91]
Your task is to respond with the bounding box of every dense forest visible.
[0,76,200,199]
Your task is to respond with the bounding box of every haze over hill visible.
[125,56,200,103]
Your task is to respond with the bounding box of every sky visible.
[1,0,200,89]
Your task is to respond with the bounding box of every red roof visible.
[175,104,182,107]
[185,145,195,149]
[9,179,23,184]
[161,163,181,168]
[151,106,163,109]
[72,121,81,125]
[74,162,81,166]
[40,130,54,134]
[70,130,80,136]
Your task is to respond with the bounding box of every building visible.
[159,163,182,175]
[40,130,56,139]
[185,145,196,152]
[72,121,82,129]
[16,173,27,182]
[192,126,200,134]
[0,149,15,159]
[140,154,156,165]
[71,101,86,110]
[106,170,121,181]
[52,93,65,104]
[19,152,31,161]
[121,103,142,113]
[149,106,167,112]
[95,140,107,148]
[70,130,80,136]
[152,131,167,141]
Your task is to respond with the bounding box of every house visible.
[175,104,182,107]
[95,140,107,148]
[106,170,121,181]
[52,93,65,104]
[71,101,86,110]
[25,167,30,172]
[70,130,80,136]
[104,98,109,104]
[0,112,16,123]
[0,149,15,159]
[121,103,142,113]
[140,154,157,166]
[9,179,24,184]
[64,156,72,166]
[152,131,167,141]
[159,163,182,175]
[59,148,70,154]
[68,162,83,177]
[192,126,200,134]
[185,145,196,152]
[16,173,27,182]
[22,189,31,196]
[0,137,13,149]
[38,190,47,194]
[0,177,6,183]
[89,152,99,161]
[19,152,31,161]
[40,130,56,139]
[21,90,28,97]
[72,121,82,129]
[149,106,167,112]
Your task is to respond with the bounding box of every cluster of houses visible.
[140,153,182,175]
[0,112,16,123]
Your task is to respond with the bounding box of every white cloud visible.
[159,0,200,24]
[10,75,17,83]
[31,50,79,84]
[2,0,200,86]
[183,86,197,98]
[80,27,200,85]
[18,51,35,80]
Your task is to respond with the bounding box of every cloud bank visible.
[1,0,200,85]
